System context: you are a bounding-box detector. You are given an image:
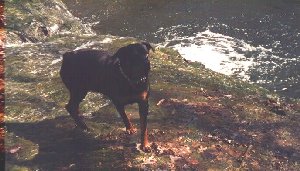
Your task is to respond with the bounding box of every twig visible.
[238,144,253,167]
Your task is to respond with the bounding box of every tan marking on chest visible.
[140,91,148,101]
[116,91,149,104]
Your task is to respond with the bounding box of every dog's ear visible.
[141,42,155,53]
[114,46,129,59]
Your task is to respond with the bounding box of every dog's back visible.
[60,49,116,92]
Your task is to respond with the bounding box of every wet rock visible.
[6,0,93,44]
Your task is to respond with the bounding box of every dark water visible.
[64,0,300,98]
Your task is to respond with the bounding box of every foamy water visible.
[62,0,300,98]
[161,29,277,81]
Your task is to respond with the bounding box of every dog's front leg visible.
[139,100,151,152]
[114,104,137,134]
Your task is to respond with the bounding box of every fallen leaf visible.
[197,146,208,153]
[8,146,21,154]
[224,95,233,98]
[187,158,199,165]
[157,99,166,106]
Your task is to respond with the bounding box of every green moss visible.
[108,38,138,52]
[6,165,31,171]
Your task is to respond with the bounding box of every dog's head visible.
[114,42,154,85]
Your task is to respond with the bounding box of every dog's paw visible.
[141,145,152,153]
[126,127,137,135]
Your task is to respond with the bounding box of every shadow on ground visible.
[5,88,300,170]
[5,108,138,170]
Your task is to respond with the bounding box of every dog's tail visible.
[61,51,72,70]
[61,51,75,68]
[62,51,73,60]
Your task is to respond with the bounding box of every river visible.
[63,0,300,98]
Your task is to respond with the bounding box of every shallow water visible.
[64,0,300,98]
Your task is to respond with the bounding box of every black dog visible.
[60,42,154,152]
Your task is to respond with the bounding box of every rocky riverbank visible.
[6,0,93,44]
[4,0,300,170]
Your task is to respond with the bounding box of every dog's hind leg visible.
[66,90,88,130]
[114,103,137,134]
